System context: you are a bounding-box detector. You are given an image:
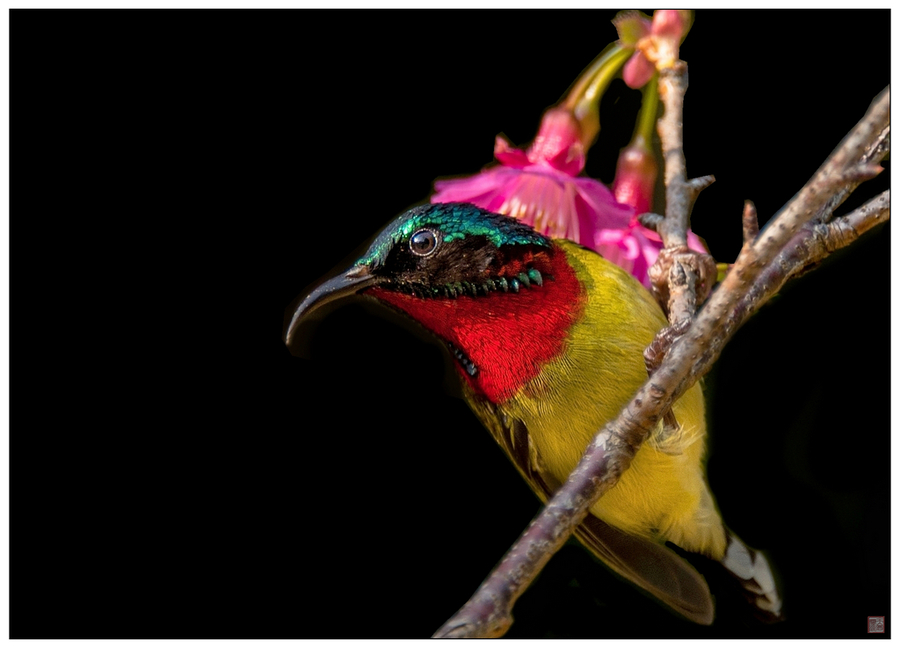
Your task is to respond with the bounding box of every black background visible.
[14,8,890,639]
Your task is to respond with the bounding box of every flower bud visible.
[622,52,656,90]
[612,136,657,216]
[651,10,691,41]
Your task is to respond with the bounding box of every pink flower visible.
[431,107,634,251]
[615,10,692,89]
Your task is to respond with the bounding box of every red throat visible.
[368,243,584,403]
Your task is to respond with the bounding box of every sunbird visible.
[285,202,782,625]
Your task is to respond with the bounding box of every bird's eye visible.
[409,228,438,257]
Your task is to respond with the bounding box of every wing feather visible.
[471,396,714,625]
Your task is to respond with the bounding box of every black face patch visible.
[376,232,553,300]
[380,232,498,286]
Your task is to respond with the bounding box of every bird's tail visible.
[718,531,784,623]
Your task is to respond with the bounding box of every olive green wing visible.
[468,396,715,626]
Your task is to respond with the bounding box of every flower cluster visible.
[430,10,704,289]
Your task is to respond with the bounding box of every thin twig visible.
[726,188,890,330]
[742,200,759,246]
[649,63,717,321]
[656,63,690,249]
[433,85,889,639]
[828,188,890,243]
[811,121,890,225]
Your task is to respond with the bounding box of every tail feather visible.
[720,531,784,622]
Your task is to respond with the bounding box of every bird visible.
[284,201,782,625]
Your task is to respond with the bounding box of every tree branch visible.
[433,85,889,639]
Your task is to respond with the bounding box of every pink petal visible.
[571,176,633,230]
[622,52,655,89]
[687,229,708,253]
[497,170,566,236]
[525,108,586,175]
[493,136,530,168]
[612,142,657,215]
[651,10,689,40]
[541,141,585,176]
[432,167,513,204]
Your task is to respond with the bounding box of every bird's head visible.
[285,202,581,403]
[285,202,556,342]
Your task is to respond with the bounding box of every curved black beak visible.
[284,265,378,346]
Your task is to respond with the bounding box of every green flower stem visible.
[634,73,659,148]
[561,44,632,148]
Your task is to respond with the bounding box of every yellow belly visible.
[499,241,726,559]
